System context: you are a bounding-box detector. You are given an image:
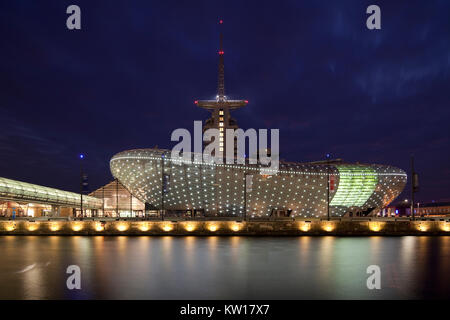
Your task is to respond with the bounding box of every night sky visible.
[0,1,449,202]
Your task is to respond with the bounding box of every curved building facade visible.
[109,27,407,217]
[110,149,406,217]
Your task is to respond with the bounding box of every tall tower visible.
[195,19,248,159]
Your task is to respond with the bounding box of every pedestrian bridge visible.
[0,177,102,209]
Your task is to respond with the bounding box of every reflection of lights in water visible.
[208,236,218,255]
[298,236,311,262]
[208,224,218,232]
[230,236,240,246]
[116,236,128,254]
[162,223,173,232]
[402,236,415,253]
[228,236,241,265]
[161,236,173,262]
[116,223,128,232]
[318,236,335,270]
[299,222,311,232]
[23,261,44,299]
[72,223,83,232]
[207,237,219,270]
[184,236,196,265]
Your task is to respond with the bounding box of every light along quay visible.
[1,218,450,236]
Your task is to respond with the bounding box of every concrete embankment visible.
[0,219,450,236]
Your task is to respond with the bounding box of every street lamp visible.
[161,153,165,221]
[410,155,419,221]
[79,154,84,218]
[243,173,252,221]
[326,153,331,221]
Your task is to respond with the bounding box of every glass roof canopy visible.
[0,177,102,209]
[89,179,144,211]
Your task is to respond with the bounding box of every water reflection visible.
[0,236,449,299]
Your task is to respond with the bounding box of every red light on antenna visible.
[194,100,198,104]
[219,19,223,24]
[218,50,224,55]
[245,100,249,103]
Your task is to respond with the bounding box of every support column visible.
[51,205,61,217]
[102,185,105,217]
[116,178,119,217]
[130,191,133,218]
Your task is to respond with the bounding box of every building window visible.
[219,122,224,127]
[220,128,224,132]
[219,110,224,115]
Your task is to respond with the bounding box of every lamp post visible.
[161,153,165,221]
[79,154,84,219]
[411,156,415,220]
[326,153,331,221]
[244,173,249,221]
[410,155,419,220]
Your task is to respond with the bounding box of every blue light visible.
[79,154,84,159]
[326,153,331,159]
[395,209,399,214]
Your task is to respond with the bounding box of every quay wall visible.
[0,220,450,236]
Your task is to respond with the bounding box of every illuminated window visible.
[220,128,224,132]
[220,142,224,147]
[219,147,224,152]
[219,110,224,115]
[219,116,224,121]
[219,122,224,127]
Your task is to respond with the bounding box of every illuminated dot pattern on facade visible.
[110,149,407,217]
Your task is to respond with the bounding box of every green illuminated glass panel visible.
[330,166,378,207]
